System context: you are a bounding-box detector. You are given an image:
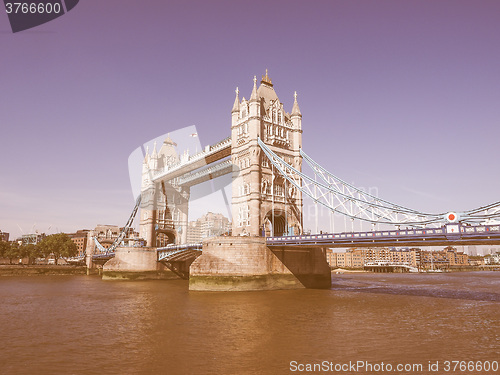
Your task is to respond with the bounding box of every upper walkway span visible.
[151,136,231,183]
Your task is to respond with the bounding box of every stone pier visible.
[189,236,331,291]
[102,247,177,280]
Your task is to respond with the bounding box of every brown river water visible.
[0,272,498,375]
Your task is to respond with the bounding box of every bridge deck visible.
[267,224,500,248]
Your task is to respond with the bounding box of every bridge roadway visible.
[157,243,202,262]
[267,223,500,248]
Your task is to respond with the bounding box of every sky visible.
[1,0,500,239]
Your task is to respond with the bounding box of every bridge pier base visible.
[102,247,178,280]
[189,237,331,291]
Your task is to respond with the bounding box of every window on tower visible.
[238,205,250,227]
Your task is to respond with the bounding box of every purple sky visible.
[1,0,500,239]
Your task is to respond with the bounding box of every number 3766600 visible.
[5,2,62,14]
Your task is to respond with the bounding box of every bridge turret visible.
[140,144,156,246]
[291,91,302,127]
[150,141,159,171]
[249,76,259,117]
[231,87,240,126]
[291,91,301,118]
[291,91,303,150]
[141,146,153,191]
[248,76,262,142]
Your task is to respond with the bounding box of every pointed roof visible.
[291,91,302,117]
[257,82,279,110]
[231,87,240,113]
[163,134,177,147]
[255,70,280,111]
[250,76,258,102]
[151,141,158,158]
[158,134,180,169]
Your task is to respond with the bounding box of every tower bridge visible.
[92,71,500,290]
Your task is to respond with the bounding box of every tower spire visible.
[231,87,240,113]
[261,69,272,86]
[152,141,158,158]
[291,91,301,117]
[250,76,258,101]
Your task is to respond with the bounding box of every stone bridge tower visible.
[140,136,189,247]
[231,71,303,237]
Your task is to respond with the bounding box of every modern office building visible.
[186,212,231,243]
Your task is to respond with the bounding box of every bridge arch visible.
[264,210,287,237]
[156,229,176,247]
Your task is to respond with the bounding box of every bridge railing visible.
[364,261,413,267]
[177,159,232,185]
[267,223,500,245]
[157,243,202,250]
[209,136,231,152]
[157,243,202,262]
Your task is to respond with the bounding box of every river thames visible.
[0,272,498,375]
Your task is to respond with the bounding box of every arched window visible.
[274,184,284,196]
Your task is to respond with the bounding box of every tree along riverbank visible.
[0,265,99,276]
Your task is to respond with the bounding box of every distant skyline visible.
[1,0,499,239]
